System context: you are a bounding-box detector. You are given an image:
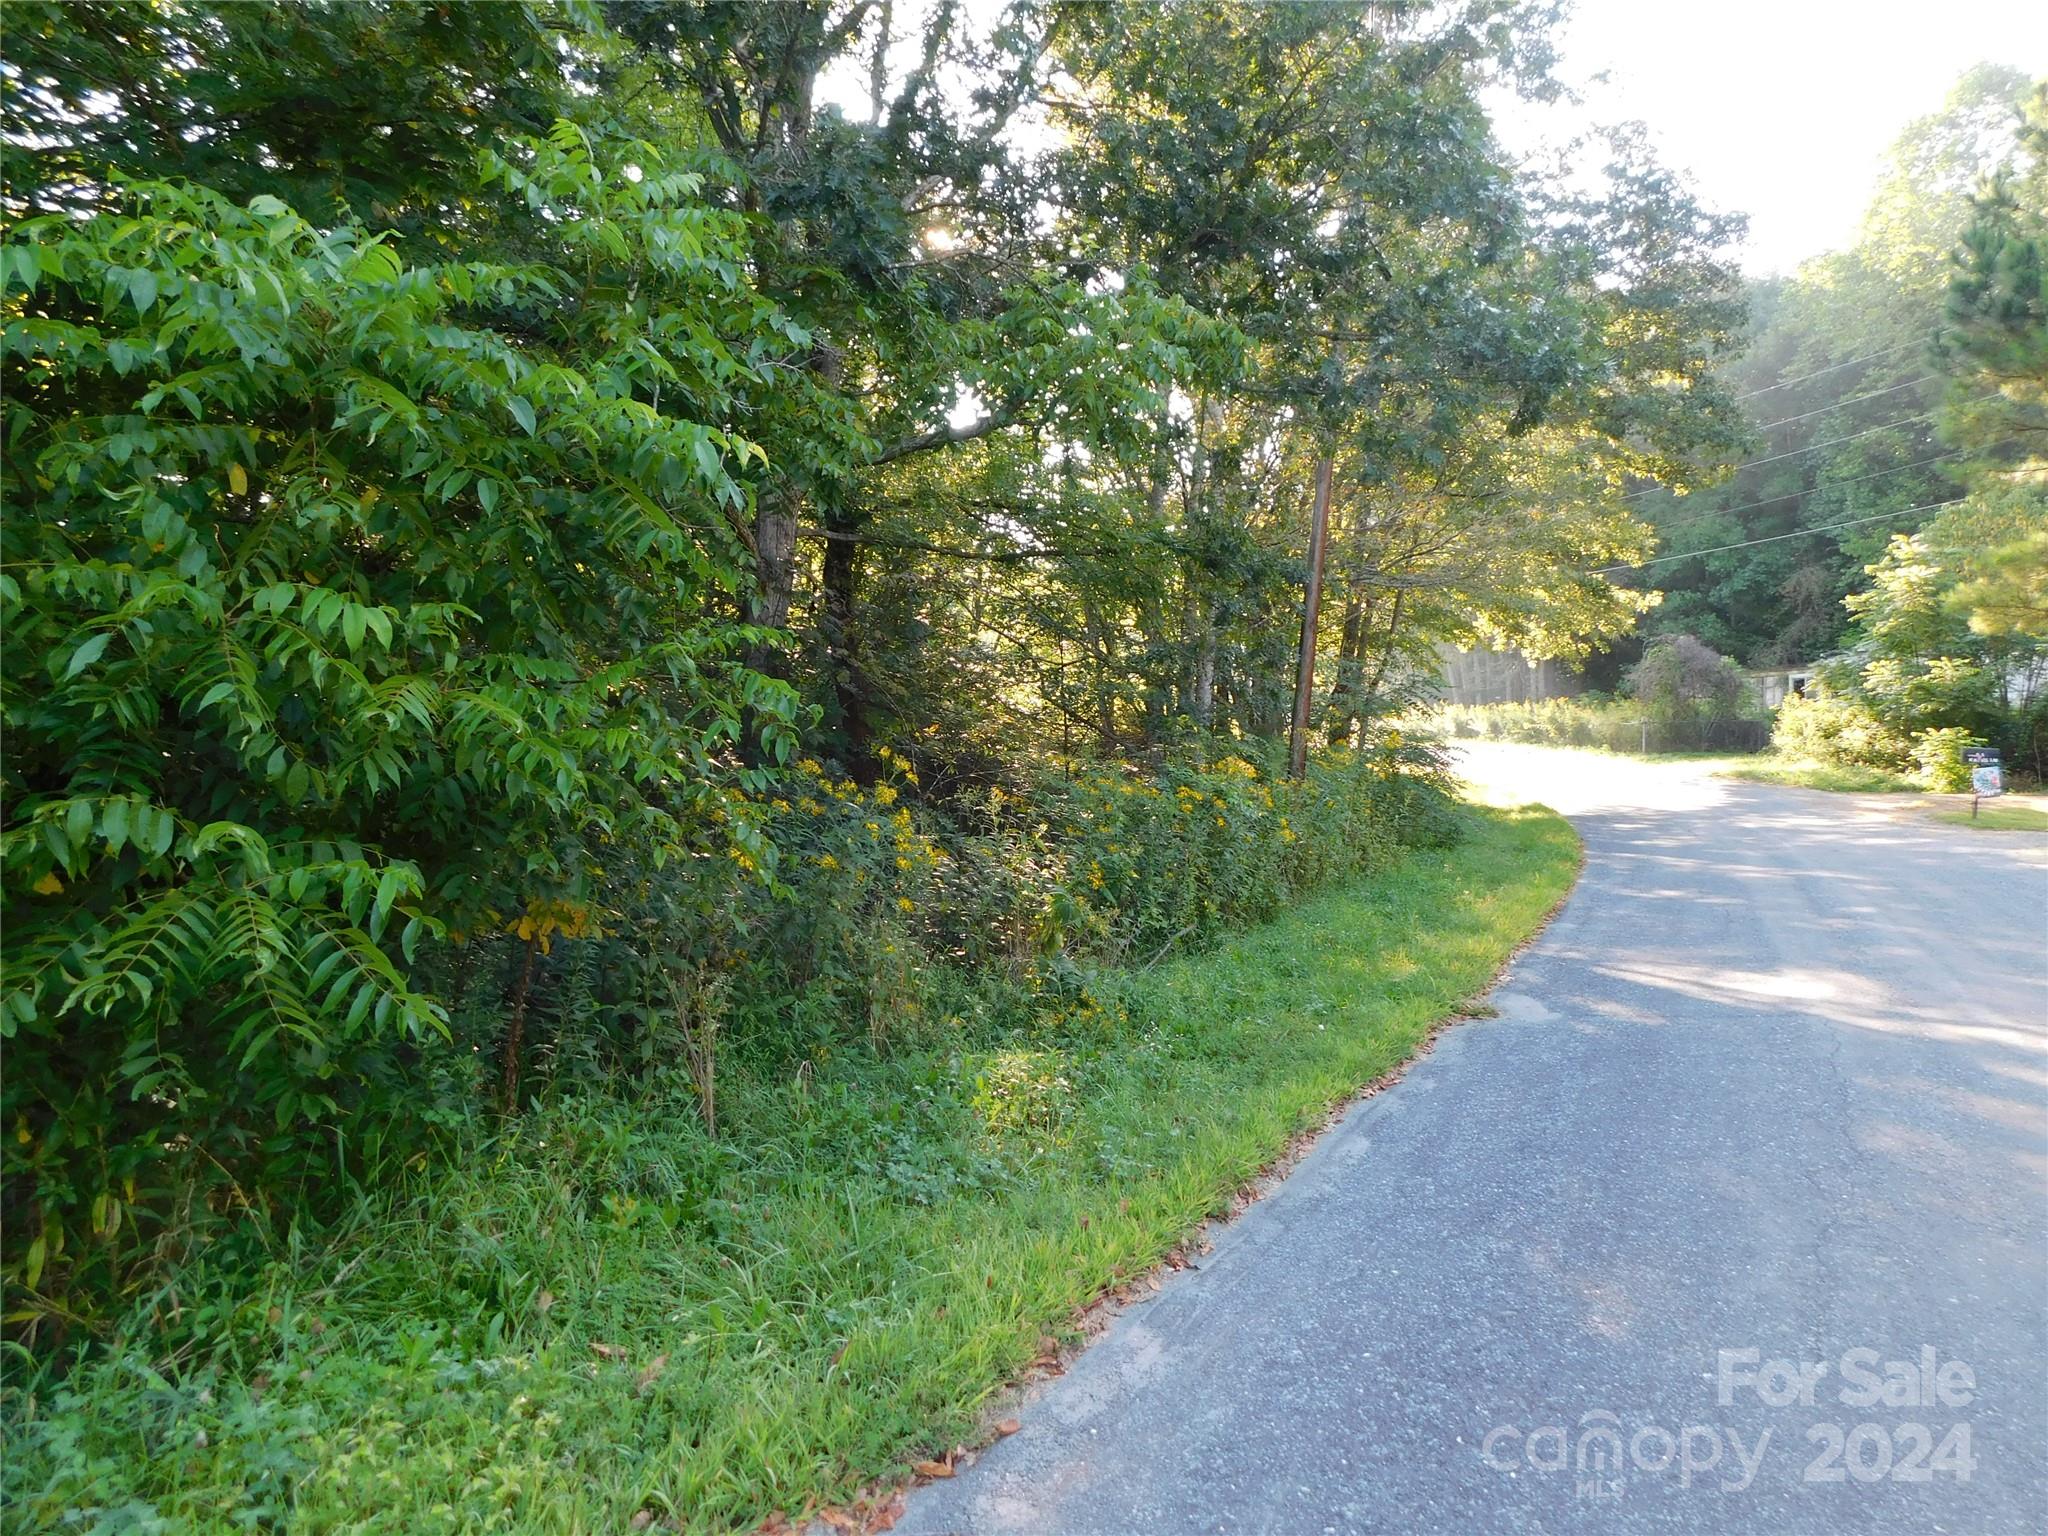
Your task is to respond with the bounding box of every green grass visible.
[1931,802,2048,831]
[3,805,1576,1535]
[1712,755,1923,793]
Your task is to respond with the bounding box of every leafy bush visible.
[1910,727,1984,792]
[1419,696,1768,754]
[1769,688,1915,772]
[1,133,808,1319]
[1767,528,2045,784]
[1625,634,1749,722]
[436,739,1459,1098]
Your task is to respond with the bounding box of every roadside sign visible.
[1964,747,2003,815]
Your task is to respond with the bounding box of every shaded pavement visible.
[892,745,2048,1536]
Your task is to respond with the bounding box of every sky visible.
[1495,0,2048,276]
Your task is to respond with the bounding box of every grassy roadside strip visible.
[1930,803,2048,831]
[1712,757,2048,823]
[4,804,1578,1536]
[1711,755,1922,792]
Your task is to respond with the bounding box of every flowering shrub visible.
[470,739,1460,1095]
[1034,742,1455,961]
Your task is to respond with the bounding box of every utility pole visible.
[1288,454,1335,780]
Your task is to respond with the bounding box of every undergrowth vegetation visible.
[5,726,1449,1336]
[1419,695,1770,755]
[0,804,1576,1535]
[1712,756,1925,793]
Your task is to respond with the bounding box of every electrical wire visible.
[1746,375,1938,434]
[1597,497,1966,576]
[1731,340,1923,401]
[1621,400,1984,500]
[1639,443,1989,539]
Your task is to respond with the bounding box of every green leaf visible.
[61,631,111,679]
[102,797,131,853]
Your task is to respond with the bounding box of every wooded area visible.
[1,0,1758,1321]
[3,3,2044,1530]
[1621,65,2048,780]
[1628,65,2040,669]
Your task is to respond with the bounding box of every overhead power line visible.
[1747,375,1938,434]
[1732,341,1923,401]
[1642,443,1983,538]
[1621,399,1985,501]
[1597,496,1966,576]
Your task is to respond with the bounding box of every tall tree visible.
[1629,65,2040,666]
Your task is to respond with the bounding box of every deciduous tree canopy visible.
[2,0,1748,1320]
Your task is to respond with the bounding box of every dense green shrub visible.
[1911,728,1984,792]
[1768,529,2044,785]
[1419,696,1768,754]
[1769,688,1915,772]
[433,739,1459,1102]
[0,133,812,1319]
[1624,634,1748,722]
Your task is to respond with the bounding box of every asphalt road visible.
[893,746,2048,1536]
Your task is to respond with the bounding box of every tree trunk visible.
[819,498,874,777]
[748,488,798,647]
[1082,598,1119,747]
[1188,598,1217,729]
[498,936,537,1114]
[1360,588,1406,720]
[1326,589,1369,747]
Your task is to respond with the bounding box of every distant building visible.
[1434,646,1581,706]
[1749,665,1817,711]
